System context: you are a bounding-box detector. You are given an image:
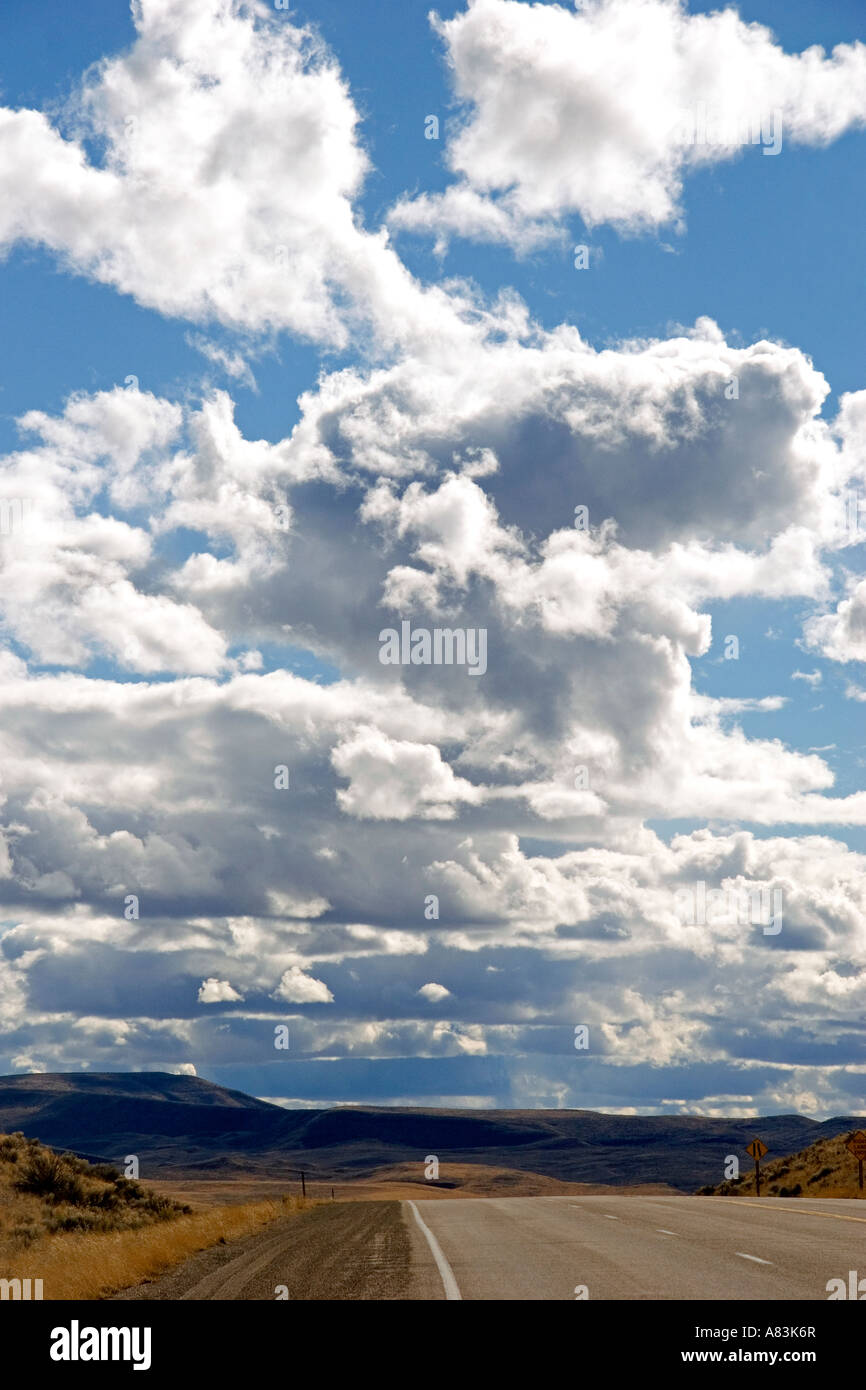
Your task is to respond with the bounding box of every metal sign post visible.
[846,1132,866,1193]
[745,1138,768,1195]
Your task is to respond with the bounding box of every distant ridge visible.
[1,1073,862,1192]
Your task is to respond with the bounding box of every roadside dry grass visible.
[700,1128,866,1199]
[0,1131,309,1299]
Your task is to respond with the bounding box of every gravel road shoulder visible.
[111,1200,415,1301]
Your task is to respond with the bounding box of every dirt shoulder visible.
[111,1200,413,1301]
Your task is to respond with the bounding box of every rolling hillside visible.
[701,1128,866,1198]
[1,1072,863,1192]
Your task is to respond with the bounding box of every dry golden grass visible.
[0,1131,310,1299]
[4,1195,307,1300]
[144,1177,312,1209]
[701,1128,866,1199]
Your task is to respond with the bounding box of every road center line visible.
[724,1201,866,1227]
[407,1201,462,1301]
[735,1252,773,1265]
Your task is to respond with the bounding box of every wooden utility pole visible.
[288,1167,308,1197]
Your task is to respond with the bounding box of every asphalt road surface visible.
[405,1195,866,1300]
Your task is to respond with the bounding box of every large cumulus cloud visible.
[1,0,866,1118]
[391,0,866,248]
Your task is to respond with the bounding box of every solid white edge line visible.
[735,1252,773,1265]
[407,1200,463,1301]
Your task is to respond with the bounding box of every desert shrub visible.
[5,1135,190,1241]
[8,1222,40,1247]
[64,1155,91,1175]
[113,1177,145,1200]
[134,1191,186,1221]
[85,1187,121,1211]
[15,1151,87,1205]
[808,1166,833,1184]
[45,1210,110,1235]
[90,1163,121,1182]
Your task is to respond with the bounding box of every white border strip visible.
[407,1201,462,1300]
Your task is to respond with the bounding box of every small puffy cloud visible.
[273,966,334,1004]
[332,727,484,820]
[418,982,451,1002]
[804,579,866,663]
[198,978,244,1004]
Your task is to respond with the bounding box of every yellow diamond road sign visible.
[746,1139,768,1160]
[846,1131,866,1159]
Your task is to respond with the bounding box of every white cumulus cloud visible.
[391,0,866,247]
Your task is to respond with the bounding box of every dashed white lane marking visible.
[735,1252,773,1265]
[407,1201,462,1301]
[657,1229,678,1236]
[603,1214,619,1220]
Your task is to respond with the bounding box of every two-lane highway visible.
[405,1195,866,1300]
[113,1194,866,1300]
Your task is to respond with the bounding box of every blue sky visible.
[0,0,865,1118]
[3,1,866,428]
[1,0,863,827]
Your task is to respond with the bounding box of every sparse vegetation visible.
[6,1135,190,1232]
[0,1131,308,1299]
[700,1130,866,1199]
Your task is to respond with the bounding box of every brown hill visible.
[354,1161,679,1198]
[699,1128,866,1198]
